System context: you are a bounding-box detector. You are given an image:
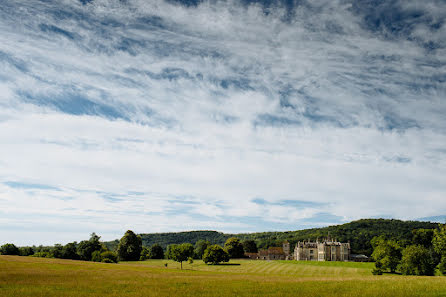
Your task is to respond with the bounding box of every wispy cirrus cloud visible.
[0,0,445,245]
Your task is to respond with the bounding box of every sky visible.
[0,0,445,246]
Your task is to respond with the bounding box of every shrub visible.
[32,251,53,258]
[101,251,118,263]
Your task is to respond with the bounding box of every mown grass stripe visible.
[1,256,445,297]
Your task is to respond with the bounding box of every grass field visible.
[1,255,446,297]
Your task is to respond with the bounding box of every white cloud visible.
[0,0,445,245]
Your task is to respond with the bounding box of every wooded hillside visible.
[104,219,440,256]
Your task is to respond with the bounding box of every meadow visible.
[1,255,446,297]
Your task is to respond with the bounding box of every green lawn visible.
[1,255,445,297]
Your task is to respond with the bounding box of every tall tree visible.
[242,240,258,253]
[61,242,79,260]
[194,240,210,259]
[203,245,229,265]
[412,229,434,248]
[52,244,63,259]
[400,245,436,276]
[224,237,244,258]
[168,243,194,269]
[77,233,103,261]
[150,244,164,259]
[433,224,446,275]
[0,243,19,255]
[117,230,142,261]
[433,224,446,257]
[140,247,151,260]
[371,237,402,273]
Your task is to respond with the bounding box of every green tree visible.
[203,245,229,265]
[371,237,401,273]
[91,250,118,263]
[117,230,142,261]
[91,250,102,262]
[140,246,151,260]
[32,251,53,258]
[0,243,19,255]
[438,256,446,275]
[168,243,194,269]
[194,240,210,259]
[433,224,446,257]
[19,247,34,256]
[224,237,244,258]
[400,245,435,276]
[100,251,118,263]
[77,233,103,261]
[166,244,174,259]
[412,229,434,248]
[52,244,64,259]
[61,242,79,260]
[150,244,164,259]
[242,240,258,253]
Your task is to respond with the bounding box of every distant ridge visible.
[417,215,446,223]
[104,219,441,256]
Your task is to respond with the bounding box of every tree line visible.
[371,224,446,276]
[104,219,439,256]
[3,221,445,276]
[0,230,258,268]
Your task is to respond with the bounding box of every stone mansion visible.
[294,239,350,261]
[245,239,351,261]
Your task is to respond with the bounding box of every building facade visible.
[245,241,292,260]
[294,240,350,261]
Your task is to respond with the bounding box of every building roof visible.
[267,247,284,255]
[258,250,269,256]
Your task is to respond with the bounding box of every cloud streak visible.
[0,0,445,245]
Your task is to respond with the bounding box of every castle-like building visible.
[245,239,351,261]
[294,239,350,261]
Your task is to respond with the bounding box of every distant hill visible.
[417,215,446,223]
[104,219,441,256]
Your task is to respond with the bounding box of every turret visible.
[283,241,290,256]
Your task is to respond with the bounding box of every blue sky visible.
[0,0,445,245]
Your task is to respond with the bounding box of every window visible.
[310,250,313,254]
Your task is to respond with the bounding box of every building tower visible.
[283,241,290,259]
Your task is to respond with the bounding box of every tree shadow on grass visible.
[208,263,241,266]
[382,271,402,275]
